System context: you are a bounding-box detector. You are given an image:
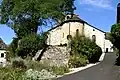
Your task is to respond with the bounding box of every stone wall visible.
[34,46,70,67]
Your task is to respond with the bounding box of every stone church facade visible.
[47,14,113,52]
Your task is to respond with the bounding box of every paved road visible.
[57,53,120,80]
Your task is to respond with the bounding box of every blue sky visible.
[0,0,119,44]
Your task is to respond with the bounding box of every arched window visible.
[67,35,72,40]
[92,35,96,42]
[76,29,79,36]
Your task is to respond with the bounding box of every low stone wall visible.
[34,46,70,67]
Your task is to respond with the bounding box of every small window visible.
[93,29,95,31]
[76,29,79,36]
[92,35,96,42]
[67,16,70,19]
[63,33,64,38]
[1,53,4,58]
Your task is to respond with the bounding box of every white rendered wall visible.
[47,22,84,45]
[105,40,113,52]
[84,23,105,52]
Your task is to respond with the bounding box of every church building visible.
[46,14,113,53]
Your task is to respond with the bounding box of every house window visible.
[92,35,96,42]
[1,53,4,58]
[93,29,95,31]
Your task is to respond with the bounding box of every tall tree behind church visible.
[0,0,76,39]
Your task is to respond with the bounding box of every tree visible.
[110,23,120,65]
[16,33,48,59]
[0,0,75,58]
[0,0,75,39]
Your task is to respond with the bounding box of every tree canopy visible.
[110,23,120,50]
[0,0,75,58]
[0,0,75,38]
[110,23,120,65]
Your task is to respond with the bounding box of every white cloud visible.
[80,0,114,10]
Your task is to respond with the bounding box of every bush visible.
[51,66,69,75]
[88,46,102,63]
[17,33,47,58]
[0,68,24,80]
[25,60,50,71]
[6,38,19,60]
[70,35,102,63]
[68,54,89,68]
[25,60,69,75]
[12,58,27,69]
[23,69,56,80]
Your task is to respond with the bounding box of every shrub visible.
[23,69,56,80]
[51,66,69,75]
[25,60,69,75]
[0,67,24,80]
[70,35,102,63]
[17,33,47,58]
[6,38,19,60]
[25,60,50,71]
[68,54,89,68]
[88,46,102,63]
[12,58,27,69]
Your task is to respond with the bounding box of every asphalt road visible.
[57,53,120,80]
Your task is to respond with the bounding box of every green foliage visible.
[88,46,102,63]
[25,60,50,71]
[6,38,19,60]
[0,67,25,80]
[0,58,70,80]
[110,23,120,65]
[70,34,102,63]
[12,58,27,69]
[23,69,56,80]
[25,60,69,75]
[16,34,47,58]
[68,54,89,68]
[114,48,119,56]
[110,23,120,50]
[1,0,75,39]
[51,66,69,75]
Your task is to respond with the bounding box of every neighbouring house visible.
[47,14,113,53]
[0,38,7,65]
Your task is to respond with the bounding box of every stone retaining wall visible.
[34,46,70,67]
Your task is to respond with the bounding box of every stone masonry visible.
[34,46,70,67]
